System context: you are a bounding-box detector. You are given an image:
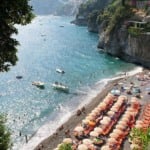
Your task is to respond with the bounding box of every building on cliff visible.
[126,0,150,9]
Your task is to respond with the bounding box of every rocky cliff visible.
[72,0,111,27]
[75,0,150,68]
[98,26,150,68]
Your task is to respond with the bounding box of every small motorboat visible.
[56,68,65,74]
[52,82,69,93]
[32,81,45,89]
[16,76,23,79]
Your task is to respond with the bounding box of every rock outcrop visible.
[98,25,150,68]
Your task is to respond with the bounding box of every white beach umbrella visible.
[90,131,99,137]
[121,117,129,122]
[78,144,88,150]
[109,132,119,138]
[111,105,120,109]
[100,119,109,125]
[113,129,123,135]
[110,107,118,112]
[118,95,127,101]
[130,144,141,150]
[101,145,111,150]
[98,102,107,109]
[82,119,89,124]
[83,139,93,145]
[118,120,127,126]
[103,116,111,122]
[74,126,84,132]
[136,120,143,125]
[115,124,125,130]
[107,111,115,116]
[94,127,103,134]
[63,138,72,144]
[86,115,93,121]
[135,124,143,129]
[107,137,117,143]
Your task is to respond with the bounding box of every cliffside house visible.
[127,0,150,9]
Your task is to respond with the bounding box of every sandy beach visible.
[34,68,150,150]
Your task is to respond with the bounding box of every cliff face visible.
[72,0,111,27]
[98,26,150,68]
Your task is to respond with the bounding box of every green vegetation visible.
[98,0,133,34]
[0,0,34,72]
[128,26,144,36]
[130,127,150,150]
[0,115,11,150]
[58,143,72,150]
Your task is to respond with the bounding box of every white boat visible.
[32,81,45,88]
[52,82,69,92]
[56,68,65,74]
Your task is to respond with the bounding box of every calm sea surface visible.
[0,15,136,149]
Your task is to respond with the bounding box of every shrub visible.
[128,27,143,36]
[58,143,72,150]
[0,114,11,150]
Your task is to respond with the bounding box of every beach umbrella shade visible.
[118,95,127,100]
[121,117,129,122]
[118,120,127,126]
[82,119,89,125]
[86,115,94,121]
[98,102,107,109]
[91,109,99,115]
[101,145,111,150]
[83,139,93,145]
[136,120,143,125]
[115,124,125,130]
[100,119,109,125]
[130,144,140,150]
[110,107,118,112]
[63,138,72,144]
[131,97,138,103]
[113,129,123,135]
[110,132,119,138]
[74,126,84,132]
[103,116,111,122]
[94,127,103,134]
[90,131,99,137]
[107,111,115,116]
[78,144,88,150]
[107,137,118,143]
[111,105,120,109]
[89,113,97,118]
[135,124,143,129]
[123,113,131,118]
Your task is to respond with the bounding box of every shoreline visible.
[35,78,121,150]
[21,67,144,150]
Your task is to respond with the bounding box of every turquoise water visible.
[0,15,136,149]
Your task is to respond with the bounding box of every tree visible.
[122,0,126,6]
[0,115,11,150]
[0,0,34,72]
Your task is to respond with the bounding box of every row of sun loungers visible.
[101,97,140,150]
[54,93,141,150]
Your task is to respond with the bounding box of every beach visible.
[34,68,150,150]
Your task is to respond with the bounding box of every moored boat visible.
[52,82,69,93]
[32,81,45,88]
[56,68,65,74]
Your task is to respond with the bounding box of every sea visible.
[0,15,139,150]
